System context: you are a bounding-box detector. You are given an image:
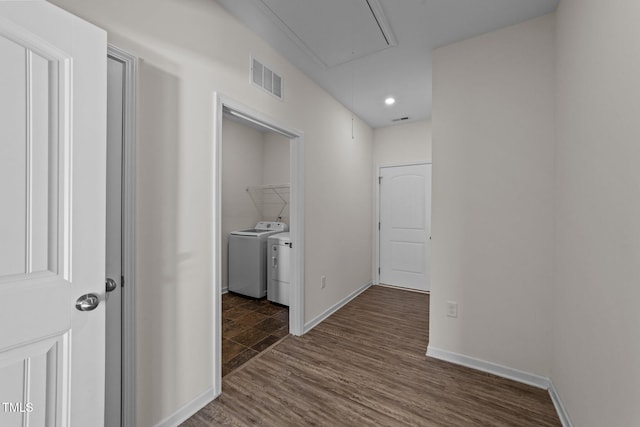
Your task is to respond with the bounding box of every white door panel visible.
[0,36,53,277]
[390,241,425,274]
[390,175,426,229]
[379,164,431,291]
[0,334,68,426]
[0,2,106,426]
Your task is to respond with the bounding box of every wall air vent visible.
[251,57,283,100]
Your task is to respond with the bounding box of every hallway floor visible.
[185,286,560,426]
[222,292,289,377]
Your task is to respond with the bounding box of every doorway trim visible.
[107,44,137,427]
[212,93,305,396]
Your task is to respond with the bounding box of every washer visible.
[267,232,292,306]
[228,221,288,298]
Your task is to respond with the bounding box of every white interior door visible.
[379,164,431,291]
[0,2,107,426]
[105,56,124,427]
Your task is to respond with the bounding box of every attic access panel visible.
[258,0,396,68]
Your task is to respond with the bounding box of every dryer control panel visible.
[255,221,288,232]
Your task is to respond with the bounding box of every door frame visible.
[107,44,137,427]
[212,93,305,396]
[375,162,430,286]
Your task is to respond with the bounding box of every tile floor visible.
[222,292,289,377]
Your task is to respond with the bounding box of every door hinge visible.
[378,176,382,184]
[121,275,125,288]
[378,222,381,230]
[378,267,381,274]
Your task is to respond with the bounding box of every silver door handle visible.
[106,278,117,293]
[75,294,100,311]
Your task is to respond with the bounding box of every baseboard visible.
[375,283,430,294]
[426,346,576,425]
[153,387,215,427]
[221,287,228,294]
[303,282,372,334]
[426,346,550,389]
[549,381,573,427]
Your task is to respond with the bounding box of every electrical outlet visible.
[446,301,458,318]
[321,276,326,289]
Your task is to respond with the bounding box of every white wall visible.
[48,0,373,425]
[262,130,291,223]
[220,118,263,292]
[373,119,432,167]
[263,131,290,186]
[430,14,556,377]
[431,4,640,424]
[553,0,640,425]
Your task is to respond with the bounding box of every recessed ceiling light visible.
[385,97,395,106]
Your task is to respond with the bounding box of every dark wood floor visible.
[184,286,560,426]
[222,292,289,376]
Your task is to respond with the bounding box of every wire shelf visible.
[246,183,290,221]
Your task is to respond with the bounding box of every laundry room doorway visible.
[212,94,304,395]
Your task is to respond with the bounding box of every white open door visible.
[379,163,431,291]
[0,2,107,426]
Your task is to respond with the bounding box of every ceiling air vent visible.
[392,116,409,122]
[251,57,283,100]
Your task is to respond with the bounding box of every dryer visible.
[267,232,291,306]
[228,221,288,298]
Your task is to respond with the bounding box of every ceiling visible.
[217,0,559,129]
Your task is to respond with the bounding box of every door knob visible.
[106,278,117,293]
[75,293,100,311]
